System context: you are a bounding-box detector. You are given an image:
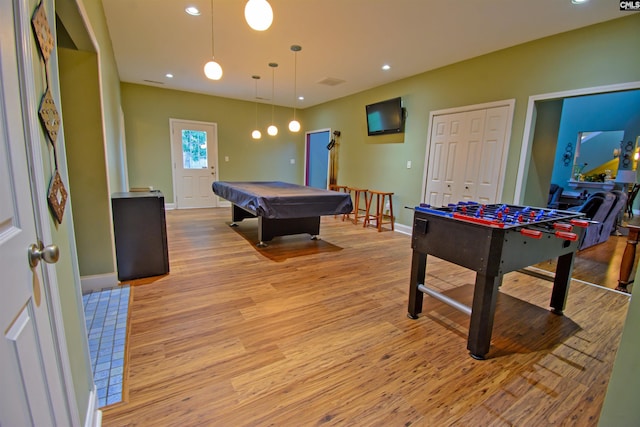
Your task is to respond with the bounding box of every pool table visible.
[212,181,353,246]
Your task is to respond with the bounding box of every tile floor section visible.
[82,285,130,408]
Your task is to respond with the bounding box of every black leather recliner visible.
[568,191,627,250]
[547,184,564,209]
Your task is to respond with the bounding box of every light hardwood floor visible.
[102,208,631,426]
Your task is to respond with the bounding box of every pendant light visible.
[204,0,223,80]
[244,0,273,31]
[251,75,261,140]
[288,45,301,132]
[267,63,278,136]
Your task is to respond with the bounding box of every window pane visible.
[181,130,208,169]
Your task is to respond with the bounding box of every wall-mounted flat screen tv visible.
[365,97,404,136]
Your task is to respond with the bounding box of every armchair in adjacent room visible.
[569,191,627,250]
[547,184,564,209]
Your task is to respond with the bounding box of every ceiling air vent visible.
[317,77,345,86]
[143,79,165,85]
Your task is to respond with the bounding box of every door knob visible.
[28,241,60,268]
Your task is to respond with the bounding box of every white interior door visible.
[0,0,70,424]
[475,106,510,203]
[171,119,219,209]
[458,110,486,202]
[424,102,513,206]
[425,111,465,206]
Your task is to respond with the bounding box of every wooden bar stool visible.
[343,187,368,224]
[364,190,394,232]
[329,185,349,218]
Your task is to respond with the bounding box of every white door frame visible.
[169,118,219,209]
[421,99,515,204]
[514,81,640,204]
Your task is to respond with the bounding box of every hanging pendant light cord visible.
[292,51,297,120]
[210,0,215,58]
[254,76,259,126]
[271,67,275,123]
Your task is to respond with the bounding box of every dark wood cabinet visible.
[111,191,169,281]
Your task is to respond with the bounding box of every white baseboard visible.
[165,202,229,210]
[81,273,119,294]
[84,385,102,427]
[394,222,412,235]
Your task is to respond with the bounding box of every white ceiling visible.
[100,0,632,108]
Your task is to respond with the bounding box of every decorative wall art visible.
[622,140,634,169]
[31,1,68,224]
[563,142,573,167]
[48,170,68,224]
[38,88,60,147]
[31,1,53,63]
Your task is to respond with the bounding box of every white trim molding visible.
[83,385,102,427]
[80,273,119,294]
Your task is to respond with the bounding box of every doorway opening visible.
[305,129,331,189]
[516,81,640,291]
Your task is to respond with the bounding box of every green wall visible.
[77,0,127,195]
[523,99,564,207]
[59,48,114,276]
[121,83,305,202]
[599,282,640,426]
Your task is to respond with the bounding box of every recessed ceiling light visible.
[571,0,588,4]
[185,6,200,16]
[382,64,391,71]
[298,96,304,101]
[166,73,174,78]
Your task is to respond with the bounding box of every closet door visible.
[425,111,466,207]
[424,104,511,206]
[475,106,510,204]
[458,109,487,202]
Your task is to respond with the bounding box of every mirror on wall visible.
[572,130,624,181]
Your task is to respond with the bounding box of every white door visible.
[475,106,510,203]
[458,109,486,202]
[171,119,219,209]
[424,103,512,206]
[0,0,70,424]
[425,111,465,206]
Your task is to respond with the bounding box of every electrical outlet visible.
[224,156,229,162]
[407,160,412,169]
[290,159,296,164]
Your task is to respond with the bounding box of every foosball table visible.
[407,201,588,360]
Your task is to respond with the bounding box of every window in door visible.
[182,130,208,169]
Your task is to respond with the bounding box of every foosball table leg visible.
[550,252,575,315]
[407,251,426,319]
[467,273,502,360]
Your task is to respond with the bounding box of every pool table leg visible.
[258,217,321,246]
